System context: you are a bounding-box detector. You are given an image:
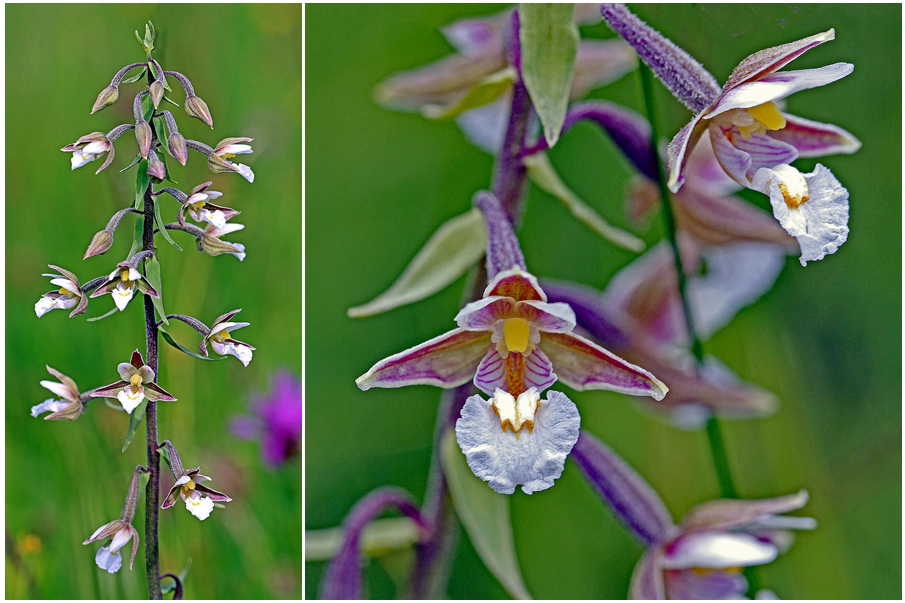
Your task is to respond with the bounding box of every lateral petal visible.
[768,113,862,157]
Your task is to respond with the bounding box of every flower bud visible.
[149,80,164,109]
[91,85,120,114]
[84,230,115,259]
[184,94,213,128]
[135,120,153,159]
[168,132,188,166]
[148,153,166,181]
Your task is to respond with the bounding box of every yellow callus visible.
[746,101,786,131]
[503,318,530,354]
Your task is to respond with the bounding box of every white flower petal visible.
[112,283,136,311]
[202,209,228,230]
[663,532,778,569]
[236,164,255,183]
[185,492,215,520]
[455,390,580,494]
[109,527,133,553]
[95,546,123,573]
[117,388,145,413]
[40,380,74,400]
[71,151,96,170]
[31,398,67,418]
[221,143,253,155]
[35,296,58,317]
[230,242,246,262]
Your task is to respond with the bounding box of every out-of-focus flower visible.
[31,365,86,421]
[201,309,254,366]
[89,260,160,312]
[83,465,144,574]
[230,370,303,467]
[571,431,816,599]
[160,441,231,521]
[199,223,246,260]
[180,182,239,230]
[92,349,176,413]
[35,265,88,318]
[61,132,114,174]
[208,137,254,182]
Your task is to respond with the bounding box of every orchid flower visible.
[31,365,86,421]
[180,181,239,229]
[92,349,176,413]
[160,441,231,520]
[601,4,860,264]
[207,137,254,182]
[83,466,144,574]
[89,259,160,311]
[199,223,246,261]
[35,265,89,318]
[62,131,114,173]
[571,431,816,599]
[200,309,255,366]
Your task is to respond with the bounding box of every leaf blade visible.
[122,399,148,452]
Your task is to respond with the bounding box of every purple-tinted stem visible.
[320,488,430,599]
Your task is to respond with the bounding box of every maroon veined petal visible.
[767,113,861,158]
[88,277,119,297]
[539,332,668,400]
[144,382,176,402]
[473,348,506,395]
[724,130,798,179]
[723,29,836,90]
[161,484,182,509]
[356,329,491,391]
[710,126,754,187]
[473,348,557,396]
[91,380,129,398]
[680,490,811,532]
[130,349,144,369]
[195,483,232,502]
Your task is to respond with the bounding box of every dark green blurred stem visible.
[142,65,162,601]
[637,64,739,500]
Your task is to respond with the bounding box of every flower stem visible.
[636,63,738,500]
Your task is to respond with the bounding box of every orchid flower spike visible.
[601,5,860,264]
[571,431,816,599]
[160,441,231,520]
[92,349,176,413]
[31,365,87,421]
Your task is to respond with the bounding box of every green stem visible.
[637,63,738,500]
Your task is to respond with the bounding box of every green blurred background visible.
[306,3,901,600]
[6,4,302,599]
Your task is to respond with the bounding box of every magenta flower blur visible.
[230,370,303,467]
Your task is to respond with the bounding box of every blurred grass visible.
[305,3,901,600]
[6,4,302,599]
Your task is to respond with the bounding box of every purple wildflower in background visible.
[230,370,303,467]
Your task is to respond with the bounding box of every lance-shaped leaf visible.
[144,256,168,325]
[441,428,532,600]
[159,327,222,361]
[524,152,645,252]
[348,208,487,318]
[519,3,579,147]
[122,399,148,452]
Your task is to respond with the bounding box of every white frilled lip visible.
[454,296,577,333]
[662,531,778,569]
[455,390,580,495]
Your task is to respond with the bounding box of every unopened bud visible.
[84,230,115,259]
[135,121,153,159]
[149,81,164,109]
[168,132,188,166]
[91,85,119,114]
[184,95,213,128]
[148,154,166,181]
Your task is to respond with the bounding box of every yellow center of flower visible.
[58,287,77,297]
[503,318,530,354]
[180,479,196,498]
[737,101,786,138]
[120,270,132,283]
[130,374,142,387]
[189,200,206,212]
[211,329,230,343]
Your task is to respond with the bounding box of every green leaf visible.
[524,152,645,252]
[127,214,145,261]
[119,154,142,174]
[135,160,150,209]
[519,3,579,148]
[159,442,172,469]
[87,307,120,322]
[159,327,222,361]
[120,66,148,84]
[440,429,531,600]
[162,94,180,107]
[144,255,168,325]
[122,399,148,452]
[423,67,517,121]
[153,184,182,251]
[141,93,154,123]
[348,208,486,317]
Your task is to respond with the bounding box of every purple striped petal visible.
[709,126,754,186]
[539,332,668,399]
[356,328,491,391]
[455,297,513,330]
[725,130,799,177]
[455,390,580,494]
[571,430,675,545]
[662,565,748,599]
[723,29,836,90]
[768,113,861,157]
[516,300,575,332]
[473,348,557,396]
[666,114,709,192]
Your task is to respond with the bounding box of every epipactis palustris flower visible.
[83,465,144,574]
[208,137,255,183]
[62,131,115,174]
[571,431,816,599]
[31,365,86,421]
[92,349,176,413]
[199,223,246,261]
[89,260,160,312]
[160,441,231,521]
[180,181,239,230]
[200,309,255,366]
[35,265,88,318]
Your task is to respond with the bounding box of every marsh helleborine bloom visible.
[35,265,88,318]
[161,441,231,520]
[571,431,816,599]
[200,309,255,366]
[62,132,115,174]
[31,365,86,421]
[208,137,255,183]
[90,261,160,311]
[83,465,144,574]
[199,223,246,261]
[92,349,176,413]
[181,181,239,230]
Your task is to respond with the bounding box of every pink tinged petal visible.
[569,39,637,99]
[666,114,709,192]
[40,380,73,400]
[539,331,668,399]
[723,29,836,90]
[710,126,754,186]
[725,130,799,178]
[516,300,576,333]
[454,296,514,330]
[455,95,510,154]
[144,382,176,401]
[483,265,546,301]
[663,532,778,569]
[356,329,491,391]
[109,527,133,553]
[663,566,748,600]
[95,546,123,573]
[162,484,182,509]
[768,113,861,157]
[454,390,580,494]
[706,63,853,116]
[681,490,811,532]
[441,12,507,56]
[571,430,676,546]
[138,366,155,383]
[630,546,667,600]
[127,527,140,570]
[87,523,112,542]
[754,163,849,265]
[195,483,231,502]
